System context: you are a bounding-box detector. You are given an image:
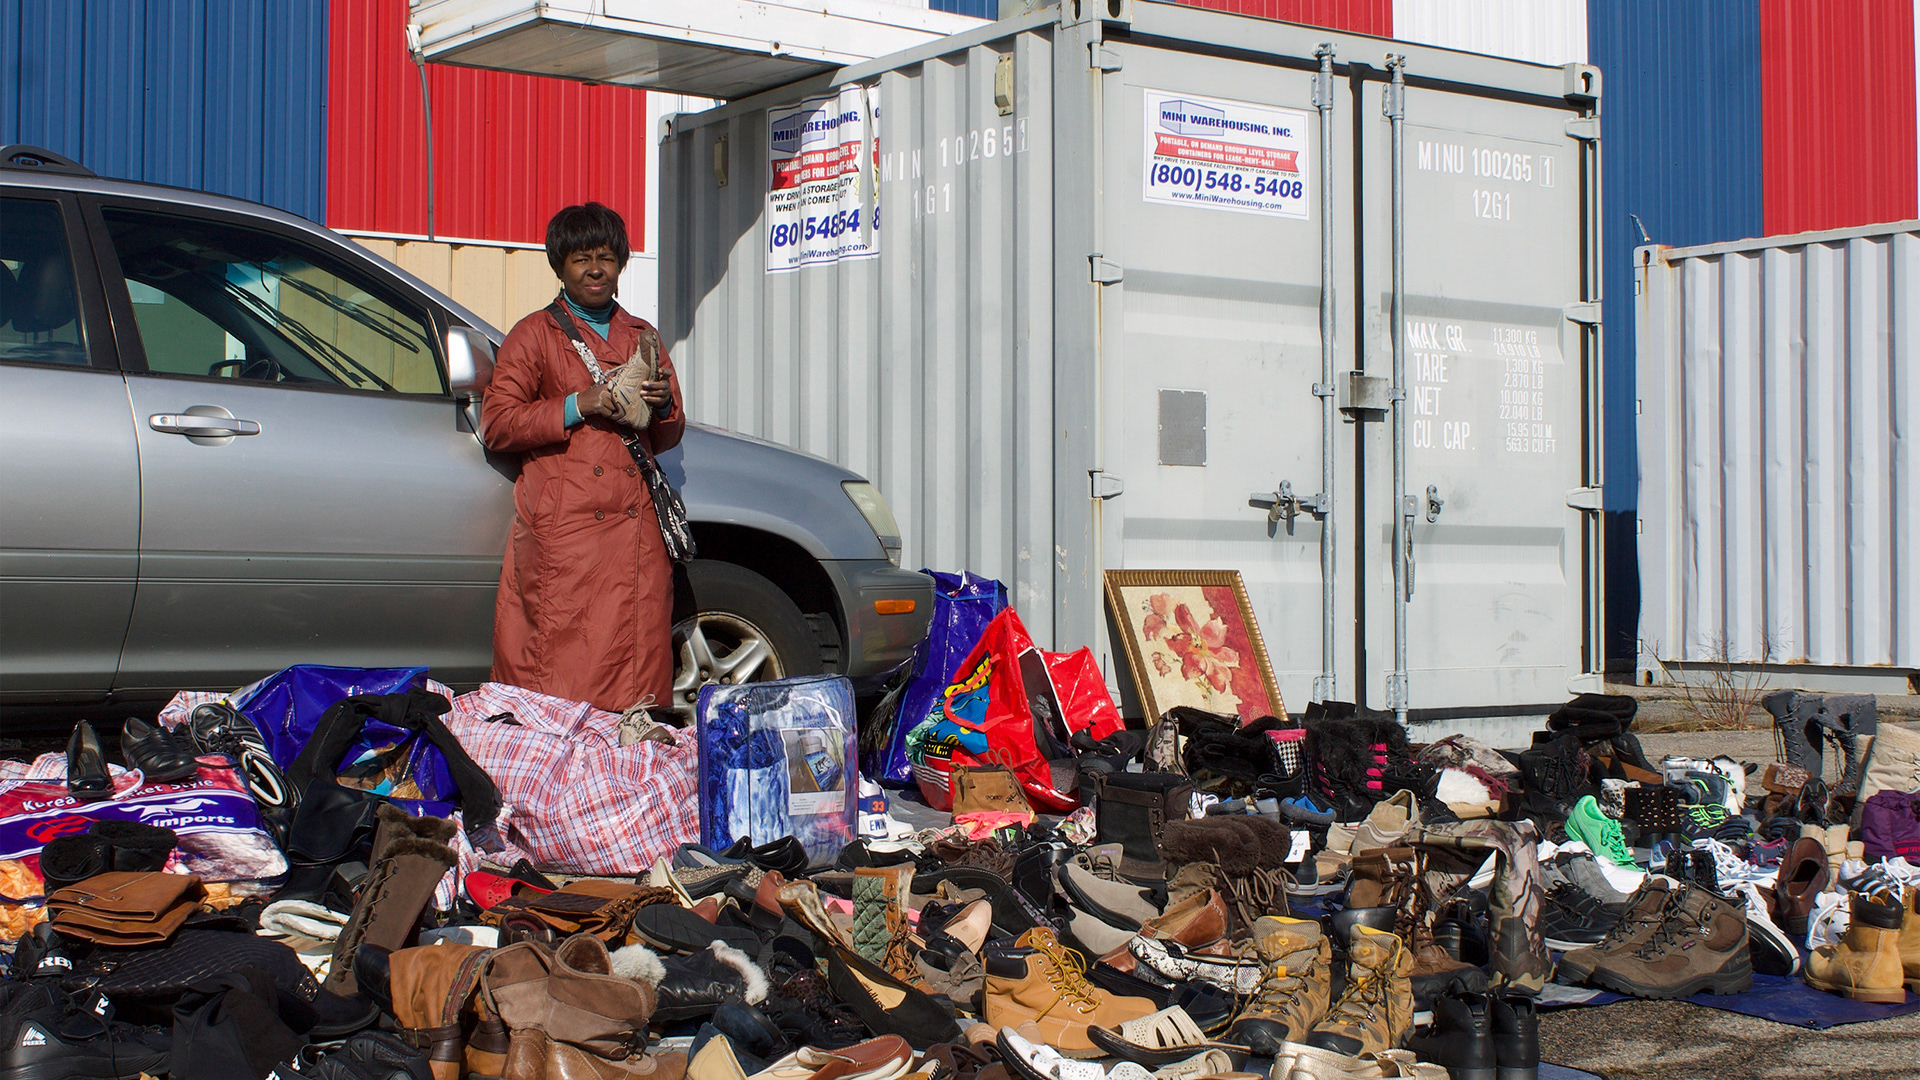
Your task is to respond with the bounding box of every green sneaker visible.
[1568,795,1638,867]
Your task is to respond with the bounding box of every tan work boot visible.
[1556,877,1673,985]
[544,934,689,1079]
[1304,924,1413,1056]
[1900,887,1920,992]
[984,927,1157,1057]
[1223,916,1333,1056]
[1806,890,1908,1003]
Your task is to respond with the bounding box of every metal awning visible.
[410,0,984,100]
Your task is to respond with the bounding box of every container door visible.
[1355,74,1597,712]
[1095,43,1355,716]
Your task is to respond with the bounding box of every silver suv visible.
[0,146,931,720]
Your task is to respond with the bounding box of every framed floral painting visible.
[1102,569,1283,724]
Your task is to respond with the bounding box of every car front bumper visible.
[824,560,934,684]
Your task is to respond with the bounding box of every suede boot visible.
[1556,878,1673,985]
[545,934,688,1079]
[1805,890,1907,1003]
[1585,882,1750,999]
[483,940,557,1080]
[322,805,458,996]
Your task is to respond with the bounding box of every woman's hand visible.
[577,384,617,419]
[640,379,672,412]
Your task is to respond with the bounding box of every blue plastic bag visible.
[868,571,1008,786]
[698,674,857,867]
[230,664,459,812]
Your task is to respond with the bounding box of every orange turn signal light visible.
[874,599,917,615]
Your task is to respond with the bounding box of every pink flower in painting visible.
[1142,593,1173,641]
[1159,599,1241,693]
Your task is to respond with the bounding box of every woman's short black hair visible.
[545,202,630,275]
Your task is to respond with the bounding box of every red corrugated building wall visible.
[327,0,649,247]
[1170,0,1391,34]
[1759,0,1917,235]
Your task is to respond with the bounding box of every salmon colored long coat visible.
[481,302,686,712]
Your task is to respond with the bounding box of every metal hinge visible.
[1089,255,1123,284]
[1563,301,1600,325]
[1090,45,1123,72]
[1385,672,1409,710]
[1090,470,1124,500]
[1566,487,1603,511]
[1565,116,1600,141]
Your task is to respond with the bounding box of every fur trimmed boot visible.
[614,941,770,1022]
[1159,816,1295,928]
[323,804,458,995]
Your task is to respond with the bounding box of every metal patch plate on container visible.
[1141,89,1310,219]
[1157,389,1206,466]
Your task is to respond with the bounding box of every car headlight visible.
[842,481,902,566]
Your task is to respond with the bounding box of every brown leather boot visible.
[483,940,556,1080]
[1901,886,1920,992]
[323,806,458,996]
[984,927,1157,1057]
[1223,916,1333,1056]
[1096,889,1229,976]
[1806,890,1907,1003]
[384,943,502,1080]
[545,934,688,1080]
[1304,924,1414,1056]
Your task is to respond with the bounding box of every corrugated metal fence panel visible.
[1588,0,1763,664]
[1760,0,1918,235]
[328,0,648,246]
[348,238,556,337]
[1637,227,1920,672]
[1392,0,1586,65]
[661,32,1061,635]
[1,0,327,221]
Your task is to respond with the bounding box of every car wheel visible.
[669,560,824,725]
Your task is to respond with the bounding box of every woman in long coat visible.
[481,203,685,712]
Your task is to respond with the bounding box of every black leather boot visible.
[1093,771,1192,881]
[1406,991,1495,1080]
[1763,690,1827,777]
[1490,994,1540,1080]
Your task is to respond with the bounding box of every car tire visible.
[669,560,823,724]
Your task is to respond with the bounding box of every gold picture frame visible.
[1103,569,1284,723]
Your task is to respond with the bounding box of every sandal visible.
[1087,1007,1250,1066]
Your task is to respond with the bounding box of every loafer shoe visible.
[119,717,200,784]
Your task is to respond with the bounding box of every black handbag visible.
[547,300,697,565]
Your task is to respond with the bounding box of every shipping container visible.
[659,0,1605,717]
[1635,225,1920,694]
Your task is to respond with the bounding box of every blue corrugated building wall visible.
[0,0,329,222]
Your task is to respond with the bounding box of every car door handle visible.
[148,413,261,437]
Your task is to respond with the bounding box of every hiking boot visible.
[1564,796,1635,868]
[1304,924,1414,1056]
[0,985,171,1080]
[1538,882,1620,953]
[1555,878,1672,985]
[1405,991,1494,1080]
[1805,890,1907,1002]
[984,928,1157,1057]
[1222,916,1332,1056]
[1348,847,1484,1003]
[1585,882,1751,999]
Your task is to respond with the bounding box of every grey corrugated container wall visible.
[1636,225,1920,694]
[661,0,1606,719]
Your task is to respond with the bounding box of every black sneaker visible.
[0,986,170,1080]
[1540,881,1622,952]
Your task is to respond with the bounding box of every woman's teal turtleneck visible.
[561,293,616,428]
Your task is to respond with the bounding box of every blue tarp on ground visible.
[1540,1065,1607,1080]
[1560,972,1920,1029]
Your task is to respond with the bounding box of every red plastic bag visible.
[927,609,1124,813]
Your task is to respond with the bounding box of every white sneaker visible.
[1806,889,1851,950]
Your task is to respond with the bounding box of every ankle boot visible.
[1489,994,1539,1080]
[378,942,501,1080]
[1224,917,1332,1056]
[483,940,557,1080]
[1305,924,1414,1056]
[322,806,458,995]
[1094,772,1193,880]
[1805,891,1907,1003]
[1764,690,1826,777]
[984,927,1157,1056]
[1346,847,1485,1003]
[1823,825,1850,880]
[546,934,689,1079]
[1405,991,1494,1080]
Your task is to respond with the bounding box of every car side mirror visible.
[446,326,495,400]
